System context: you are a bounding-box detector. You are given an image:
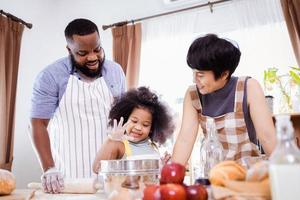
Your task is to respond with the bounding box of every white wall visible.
[0,0,170,188]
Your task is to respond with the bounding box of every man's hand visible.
[41,167,64,193]
[107,117,133,141]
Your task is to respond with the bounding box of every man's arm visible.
[30,62,65,193]
[30,118,54,172]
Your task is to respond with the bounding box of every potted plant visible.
[264,66,300,113]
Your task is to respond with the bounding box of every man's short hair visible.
[64,18,99,41]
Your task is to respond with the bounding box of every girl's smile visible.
[126,107,152,142]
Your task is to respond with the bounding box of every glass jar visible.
[269,114,300,200]
[198,117,223,184]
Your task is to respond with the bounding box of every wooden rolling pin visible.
[28,178,101,194]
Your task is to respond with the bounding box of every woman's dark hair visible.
[108,87,175,145]
[187,33,241,80]
[64,18,99,41]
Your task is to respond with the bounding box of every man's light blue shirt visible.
[30,56,126,119]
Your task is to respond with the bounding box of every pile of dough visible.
[0,169,16,195]
[209,161,246,186]
[246,160,269,181]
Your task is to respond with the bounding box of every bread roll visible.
[223,178,271,198]
[209,161,246,186]
[0,169,16,195]
[213,160,246,173]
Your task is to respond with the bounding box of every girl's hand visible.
[161,151,172,165]
[108,117,132,141]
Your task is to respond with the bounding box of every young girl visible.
[93,87,175,173]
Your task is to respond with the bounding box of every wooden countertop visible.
[0,189,107,200]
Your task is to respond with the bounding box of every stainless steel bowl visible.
[99,159,160,199]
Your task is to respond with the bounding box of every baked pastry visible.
[0,169,16,195]
[223,178,271,198]
[209,161,246,186]
[246,160,269,181]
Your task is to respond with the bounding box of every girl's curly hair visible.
[108,87,175,145]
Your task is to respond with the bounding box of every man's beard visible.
[70,54,105,78]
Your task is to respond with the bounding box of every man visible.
[30,18,126,193]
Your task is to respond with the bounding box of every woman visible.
[172,34,276,165]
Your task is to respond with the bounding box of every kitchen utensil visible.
[99,158,160,199]
[27,178,100,194]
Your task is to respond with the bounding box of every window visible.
[139,0,297,122]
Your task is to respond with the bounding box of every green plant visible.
[264,66,300,111]
[289,66,300,85]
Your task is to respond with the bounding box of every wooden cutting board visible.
[0,189,35,200]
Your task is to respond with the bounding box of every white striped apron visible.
[47,75,113,178]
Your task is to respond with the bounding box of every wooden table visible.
[0,189,107,200]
